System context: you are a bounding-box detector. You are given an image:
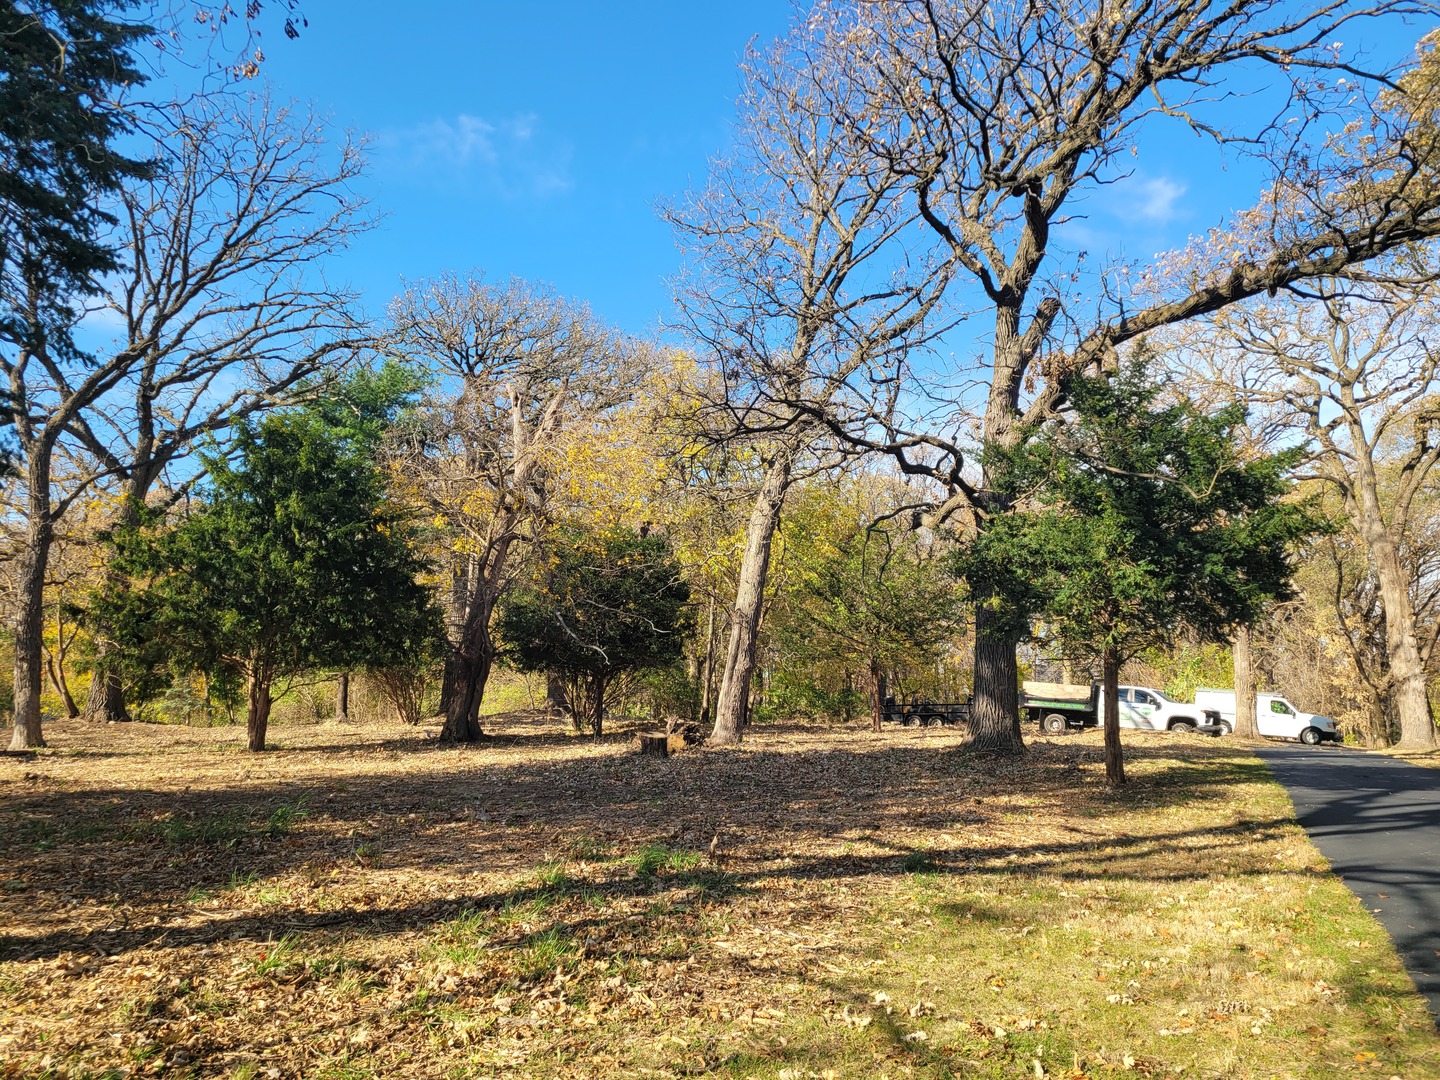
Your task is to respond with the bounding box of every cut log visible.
[638,732,688,756]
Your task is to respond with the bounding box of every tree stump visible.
[638,733,670,757]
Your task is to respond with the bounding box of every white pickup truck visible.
[1022,682,1223,734]
[1192,688,1339,744]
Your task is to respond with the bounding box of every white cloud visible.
[377,112,573,199]
[1126,175,1187,224]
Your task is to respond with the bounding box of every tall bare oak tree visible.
[668,8,955,744]
[805,0,1440,751]
[388,274,637,743]
[3,94,368,748]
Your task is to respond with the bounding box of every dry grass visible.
[1,713,1436,1079]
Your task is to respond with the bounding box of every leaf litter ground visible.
[2,716,1437,1079]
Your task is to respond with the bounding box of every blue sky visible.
[218,1,1433,339]
[228,1,794,335]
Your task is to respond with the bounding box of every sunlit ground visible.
[2,714,1436,1079]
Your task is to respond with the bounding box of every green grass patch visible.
[628,842,700,877]
[134,799,308,847]
[253,934,303,976]
[516,927,577,978]
[428,908,493,966]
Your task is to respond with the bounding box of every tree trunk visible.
[335,672,350,721]
[710,455,792,745]
[439,571,503,743]
[10,479,54,751]
[438,650,458,720]
[247,669,273,752]
[1373,544,1435,751]
[437,556,476,719]
[1102,646,1125,787]
[966,593,1025,753]
[545,672,571,718]
[45,652,79,719]
[961,289,1055,756]
[1355,483,1436,750]
[1232,625,1260,740]
[83,669,129,724]
[590,673,607,737]
[698,596,717,726]
[440,639,492,743]
[868,658,885,732]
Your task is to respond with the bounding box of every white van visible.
[1192,688,1339,744]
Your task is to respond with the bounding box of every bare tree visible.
[387,274,636,743]
[667,8,956,745]
[1204,277,1440,749]
[2,93,369,750]
[792,0,1440,752]
[67,95,370,724]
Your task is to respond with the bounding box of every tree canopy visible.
[0,0,153,361]
[956,361,1317,782]
[498,526,692,736]
[94,407,441,750]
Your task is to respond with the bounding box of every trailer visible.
[881,697,971,727]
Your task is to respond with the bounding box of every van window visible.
[1269,700,1292,715]
[1134,691,1156,707]
[1118,688,1133,703]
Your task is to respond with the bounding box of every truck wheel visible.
[1041,713,1068,734]
[1300,726,1323,745]
[1217,720,1233,735]
[1168,719,1197,733]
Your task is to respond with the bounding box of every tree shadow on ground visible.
[2,719,1311,965]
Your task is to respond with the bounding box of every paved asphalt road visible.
[1256,745,1440,1018]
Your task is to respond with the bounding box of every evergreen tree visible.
[1,1,153,361]
[956,361,1315,784]
[95,408,441,750]
[498,527,692,736]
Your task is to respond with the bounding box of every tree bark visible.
[335,672,350,721]
[1102,646,1125,787]
[590,673,607,737]
[1232,625,1260,740]
[247,669,273,752]
[83,670,129,724]
[962,292,1054,755]
[439,631,493,743]
[710,455,792,745]
[1365,516,1436,750]
[966,593,1025,753]
[45,653,79,719]
[1365,529,1434,748]
[10,473,54,751]
[869,661,888,732]
[545,672,571,718]
[698,596,717,726]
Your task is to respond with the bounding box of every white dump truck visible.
[1192,688,1339,744]
[1022,681,1223,735]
